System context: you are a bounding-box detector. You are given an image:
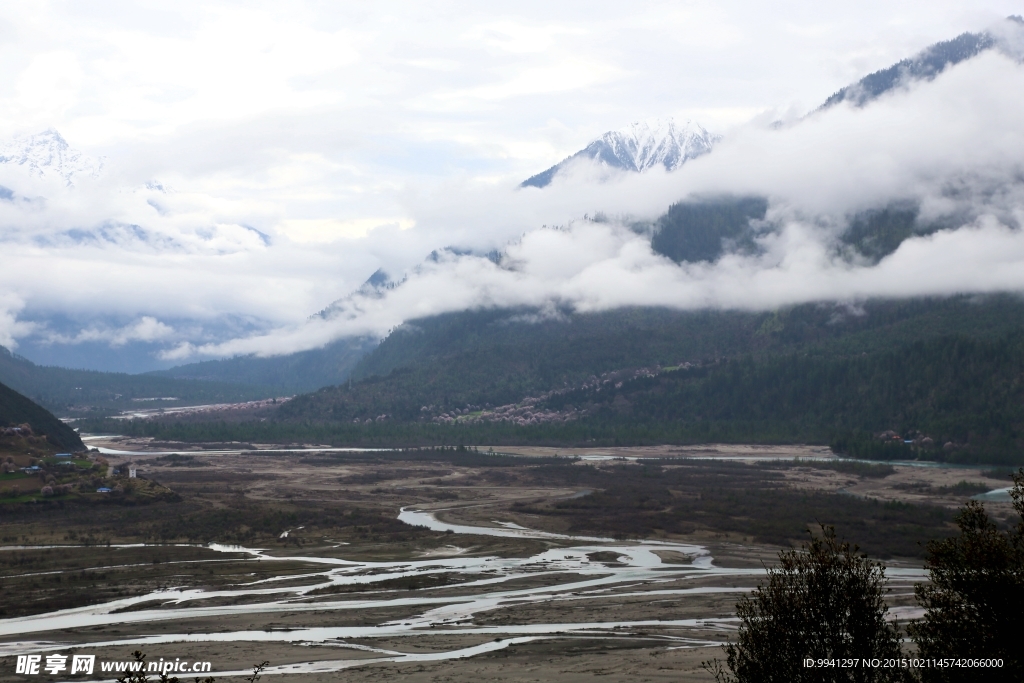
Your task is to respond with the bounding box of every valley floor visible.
[0,442,1013,681]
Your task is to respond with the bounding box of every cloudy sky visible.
[1,1,1022,370]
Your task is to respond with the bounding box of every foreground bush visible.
[910,469,1024,683]
[705,526,909,683]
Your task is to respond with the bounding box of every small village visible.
[1,424,174,505]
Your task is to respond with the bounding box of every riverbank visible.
[1,443,1011,681]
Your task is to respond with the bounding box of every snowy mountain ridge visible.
[522,118,720,188]
[0,128,103,186]
[595,118,721,172]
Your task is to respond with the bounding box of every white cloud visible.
[43,316,176,347]
[191,215,1024,361]
[433,58,626,105]
[0,294,35,350]
[277,217,416,243]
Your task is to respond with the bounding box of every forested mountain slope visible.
[820,28,1004,109]
[650,196,950,266]
[0,380,84,451]
[96,295,1024,465]
[279,295,1024,428]
[537,333,1024,464]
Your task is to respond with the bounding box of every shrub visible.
[909,469,1024,682]
[705,526,908,682]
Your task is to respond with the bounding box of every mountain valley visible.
[5,12,1024,681]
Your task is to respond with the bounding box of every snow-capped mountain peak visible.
[598,118,720,172]
[0,129,104,186]
[522,117,720,188]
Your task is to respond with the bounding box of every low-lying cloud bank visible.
[3,28,1024,364]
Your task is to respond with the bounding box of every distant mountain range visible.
[0,128,103,186]
[0,345,276,416]
[149,336,377,393]
[5,17,1023,405]
[521,119,720,188]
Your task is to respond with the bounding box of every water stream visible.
[0,506,927,678]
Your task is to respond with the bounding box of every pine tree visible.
[705,525,909,683]
[909,469,1024,682]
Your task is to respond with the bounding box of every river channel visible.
[0,505,929,679]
